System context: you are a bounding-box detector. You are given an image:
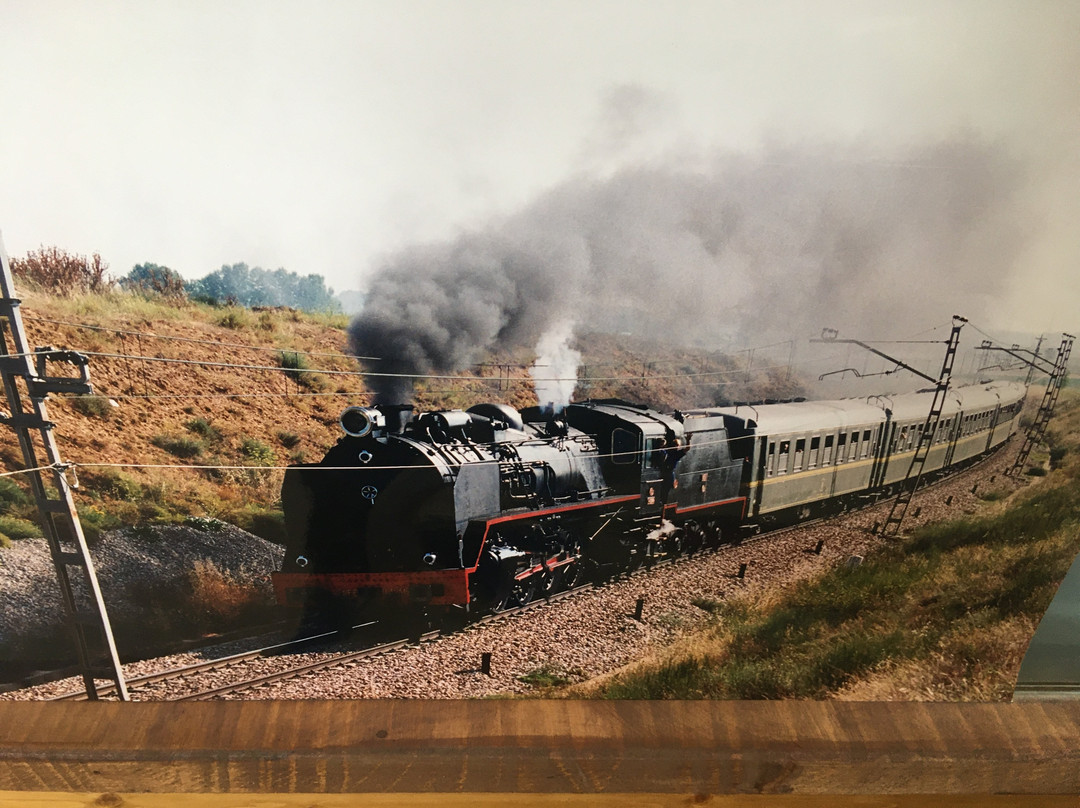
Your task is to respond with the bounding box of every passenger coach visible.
[705,381,1025,524]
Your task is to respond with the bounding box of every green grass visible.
[0,477,30,513]
[596,465,1080,701]
[277,350,329,392]
[224,503,286,543]
[151,434,204,459]
[0,514,40,540]
[239,437,276,466]
[519,663,580,688]
[185,417,222,443]
[69,395,114,418]
[217,308,251,329]
[276,430,301,449]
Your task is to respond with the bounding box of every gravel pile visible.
[1,452,1021,701]
[0,522,284,668]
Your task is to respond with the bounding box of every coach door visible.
[751,435,768,517]
[985,403,1001,453]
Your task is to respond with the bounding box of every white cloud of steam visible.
[529,322,582,411]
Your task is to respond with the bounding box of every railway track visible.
[113,535,793,700]
[27,448,1011,701]
[156,585,596,700]
[45,623,371,701]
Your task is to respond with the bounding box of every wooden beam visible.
[0,701,1078,796]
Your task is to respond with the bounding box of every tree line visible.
[9,247,341,313]
[125,261,340,312]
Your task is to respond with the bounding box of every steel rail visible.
[45,624,370,701]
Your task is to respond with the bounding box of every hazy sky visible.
[1,0,1077,336]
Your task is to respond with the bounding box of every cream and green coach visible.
[707,381,1025,524]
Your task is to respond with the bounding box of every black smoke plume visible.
[350,136,1027,403]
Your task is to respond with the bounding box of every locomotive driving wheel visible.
[702,520,722,548]
[665,528,684,558]
[682,520,705,555]
[491,570,539,612]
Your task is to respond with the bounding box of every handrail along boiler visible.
[272,382,1025,616]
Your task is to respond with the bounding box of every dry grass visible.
[187,558,269,625]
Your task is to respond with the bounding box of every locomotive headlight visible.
[340,406,382,437]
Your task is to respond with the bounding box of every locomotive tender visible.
[273,381,1026,616]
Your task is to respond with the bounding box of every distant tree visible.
[336,289,366,314]
[121,263,187,300]
[188,263,340,312]
[9,246,113,295]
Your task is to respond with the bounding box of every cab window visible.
[611,428,639,465]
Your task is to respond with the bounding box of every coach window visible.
[836,433,846,464]
[794,438,805,471]
[849,431,859,461]
[766,441,777,477]
[808,436,820,468]
[777,440,790,475]
[862,429,872,458]
[823,434,834,465]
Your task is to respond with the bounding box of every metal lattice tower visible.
[1006,333,1074,477]
[879,317,966,539]
[0,233,128,700]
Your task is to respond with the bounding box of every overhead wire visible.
[22,314,382,363]
[62,348,807,387]
[22,309,994,407]
[26,311,819,384]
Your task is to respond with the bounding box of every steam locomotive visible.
[272,381,1026,618]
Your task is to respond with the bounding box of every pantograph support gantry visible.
[814,315,967,539]
[0,232,128,700]
[976,333,1075,477]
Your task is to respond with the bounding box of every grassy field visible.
[582,390,1080,701]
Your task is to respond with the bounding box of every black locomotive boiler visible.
[272,381,1025,618]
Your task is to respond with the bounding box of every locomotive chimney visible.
[375,404,416,436]
[376,403,415,434]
